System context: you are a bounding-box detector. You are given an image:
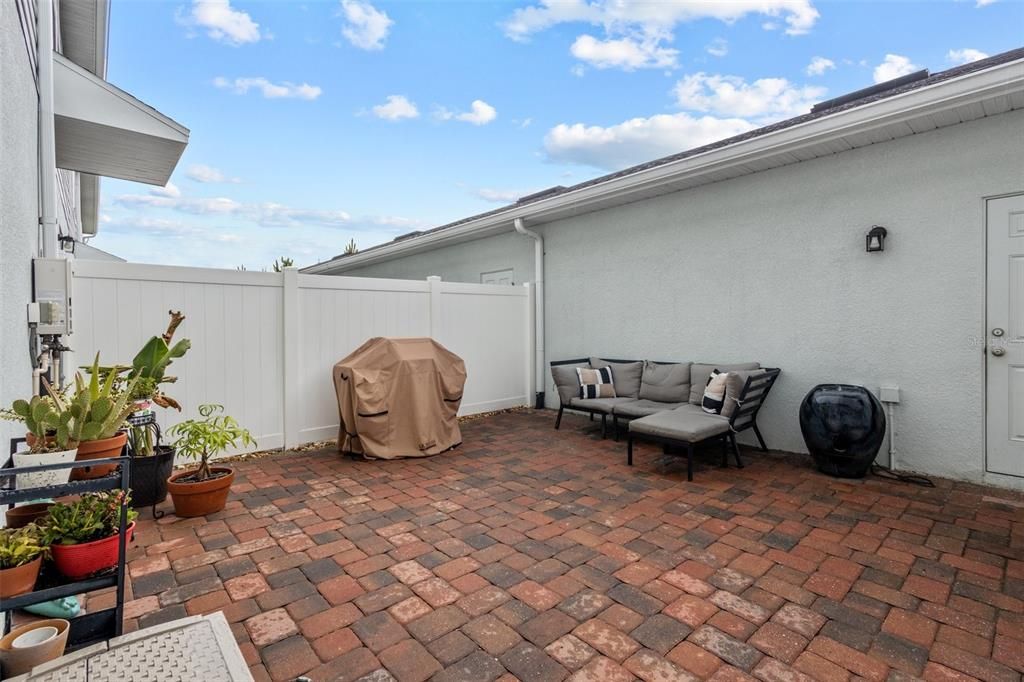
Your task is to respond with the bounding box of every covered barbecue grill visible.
[333,337,467,459]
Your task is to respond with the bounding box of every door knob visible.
[992,328,1005,337]
[992,347,1006,357]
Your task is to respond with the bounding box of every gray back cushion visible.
[590,358,643,398]
[720,369,766,419]
[551,364,587,405]
[689,362,760,404]
[638,361,692,403]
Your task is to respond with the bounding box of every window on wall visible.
[481,269,514,285]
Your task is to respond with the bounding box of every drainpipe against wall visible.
[514,218,545,408]
[38,0,59,258]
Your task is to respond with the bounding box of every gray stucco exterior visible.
[0,1,40,452]
[344,230,536,285]
[329,109,1024,488]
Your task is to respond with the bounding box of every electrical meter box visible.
[33,258,72,335]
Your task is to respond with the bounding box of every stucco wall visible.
[540,110,1022,487]
[337,110,1024,487]
[341,230,536,285]
[0,1,39,453]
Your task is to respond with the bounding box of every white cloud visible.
[975,0,997,6]
[150,182,181,198]
[503,0,819,41]
[674,72,825,120]
[179,0,263,46]
[570,34,678,70]
[570,64,586,77]
[873,54,918,84]
[706,38,728,58]
[503,1,817,74]
[947,48,989,65]
[187,164,241,183]
[474,188,528,203]
[213,77,322,100]
[436,100,498,125]
[340,0,392,50]
[805,56,835,76]
[544,112,755,170]
[372,95,420,121]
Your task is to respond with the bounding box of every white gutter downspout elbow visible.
[514,218,544,408]
[38,0,59,258]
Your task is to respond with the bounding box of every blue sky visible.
[91,0,1023,270]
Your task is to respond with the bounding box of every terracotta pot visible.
[3,503,54,529]
[167,467,235,517]
[50,522,135,580]
[0,555,42,598]
[0,619,69,677]
[70,432,126,480]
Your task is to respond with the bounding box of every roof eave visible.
[304,55,1024,275]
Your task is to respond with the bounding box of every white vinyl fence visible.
[69,261,533,454]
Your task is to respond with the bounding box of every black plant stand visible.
[126,415,174,519]
[1,439,132,651]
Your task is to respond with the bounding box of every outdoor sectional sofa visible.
[551,357,780,481]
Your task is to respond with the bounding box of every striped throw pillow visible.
[577,366,616,399]
[702,369,730,414]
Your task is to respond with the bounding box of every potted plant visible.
[65,356,139,480]
[92,311,190,507]
[166,404,254,517]
[0,524,48,598]
[1,391,79,490]
[40,491,137,580]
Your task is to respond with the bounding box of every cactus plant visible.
[69,355,140,442]
[3,395,76,453]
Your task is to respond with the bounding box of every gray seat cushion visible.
[612,399,684,418]
[689,362,760,404]
[628,406,731,442]
[551,363,587,405]
[569,397,637,414]
[590,357,643,398]
[721,369,768,419]
[639,361,692,403]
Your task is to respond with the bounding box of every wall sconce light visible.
[865,225,887,253]
[58,235,76,254]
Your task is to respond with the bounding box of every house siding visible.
[0,0,42,452]
[335,109,1024,487]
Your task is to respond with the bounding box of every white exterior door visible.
[481,269,514,286]
[987,194,1024,478]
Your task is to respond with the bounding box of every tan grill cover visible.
[333,337,467,459]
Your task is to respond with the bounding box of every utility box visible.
[879,385,900,403]
[33,258,72,335]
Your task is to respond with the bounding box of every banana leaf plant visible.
[87,311,191,456]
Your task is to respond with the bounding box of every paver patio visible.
[113,410,1024,682]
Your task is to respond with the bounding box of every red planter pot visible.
[50,522,135,580]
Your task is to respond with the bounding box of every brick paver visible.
[121,410,1024,681]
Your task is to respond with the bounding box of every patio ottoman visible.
[627,406,731,481]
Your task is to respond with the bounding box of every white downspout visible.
[514,218,544,407]
[38,0,59,258]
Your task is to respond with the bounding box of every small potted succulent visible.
[0,524,48,598]
[1,391,78,490]
[65,355,139,480]
[40,491,137,580]
[166,404,254,517]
